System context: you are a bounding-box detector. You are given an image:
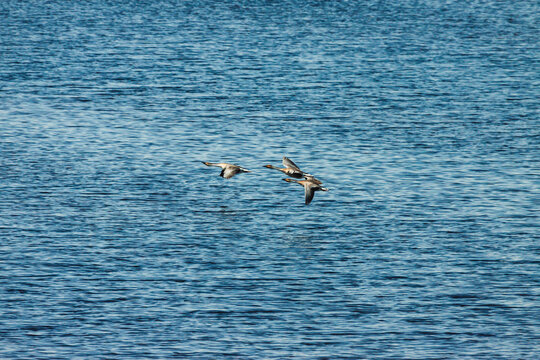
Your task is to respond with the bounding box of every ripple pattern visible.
[1,1,538,359]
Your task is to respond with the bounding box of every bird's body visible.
[202,162,251,179]
[264,156,320,182]
[302,174,323,185]
[283,178,328,205]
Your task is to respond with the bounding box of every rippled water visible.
[1,0,538,358]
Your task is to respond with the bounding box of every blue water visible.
[1,1,539,358]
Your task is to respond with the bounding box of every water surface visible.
[1,1,538,359]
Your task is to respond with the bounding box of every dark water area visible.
[1,0,538,358]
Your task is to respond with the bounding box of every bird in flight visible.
[201,162,251,179]
[283,178,328,205]
[263,156,320,183]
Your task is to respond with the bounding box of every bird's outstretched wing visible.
[283,156,301,171]
[304,184,315,205]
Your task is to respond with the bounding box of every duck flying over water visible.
[264,156,316,180]
[202,162,251,179]
[283,178,328,205]
[302,173,323,185]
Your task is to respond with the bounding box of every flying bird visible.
[202,162,251,179]
[264,156,318,181]
[283,178,328,205]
